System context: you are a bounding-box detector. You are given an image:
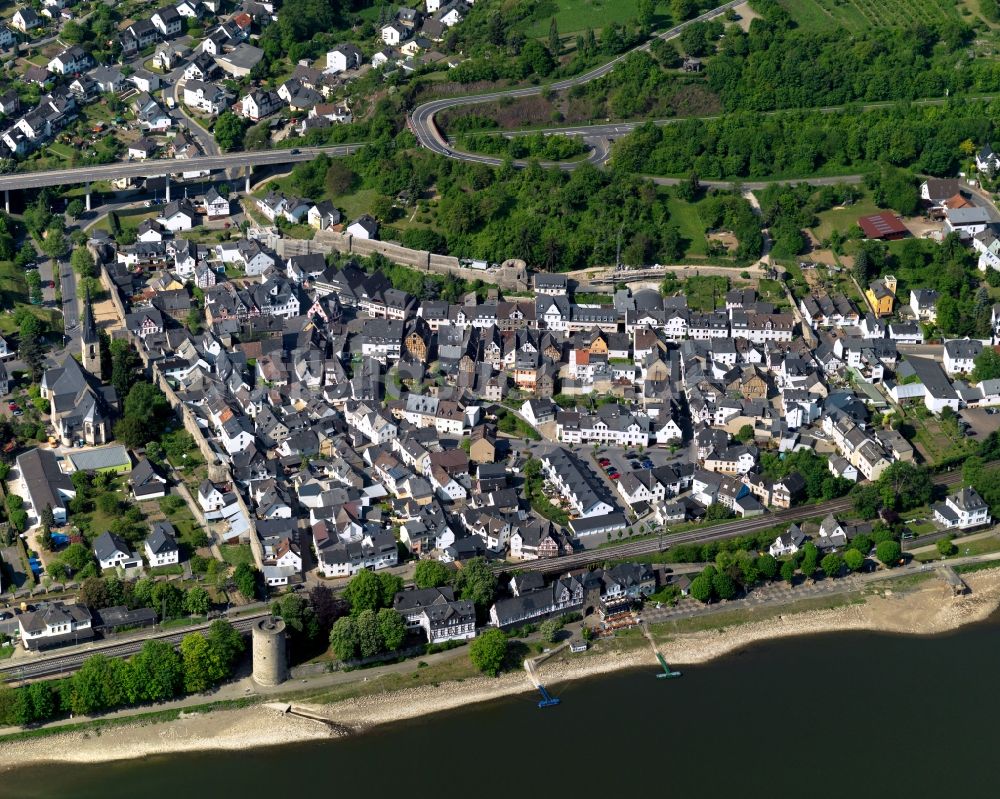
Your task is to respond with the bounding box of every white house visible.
[144,523,180,566]
[943,338,983,376]
[158,199,197,232]
[977,144,1000,175]
[94,531,140,571]
[151,6,184,37]
[933,487,991,530]
[768,525,805,558]
[17,602,93,650]
[381,21,407,45]
[182,80,229,115]
[47,46,90,76]
[347,214,379,240]
[12,8,41,33]
[203,187,230,218]
[326,43,362,73]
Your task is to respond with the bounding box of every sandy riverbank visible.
[4,567,1000,767]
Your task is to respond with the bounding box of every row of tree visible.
[0,621,244,726]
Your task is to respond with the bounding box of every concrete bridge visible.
[0,143,364,211]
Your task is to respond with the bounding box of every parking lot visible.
[961,407,1000,439]
[586,445,687,492]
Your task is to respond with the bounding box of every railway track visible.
[498,470,967,575]
[0,612,271,683]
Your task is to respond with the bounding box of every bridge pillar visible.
[245,166,251,194]
[164,174,171,204]
[3,190,7,214]
[85,183,91,212]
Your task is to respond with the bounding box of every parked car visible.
[7,403,17,411]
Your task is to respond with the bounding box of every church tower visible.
[81,290,101,376]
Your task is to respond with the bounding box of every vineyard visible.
[778,0,961,31]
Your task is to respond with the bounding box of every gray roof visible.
[67,444,132,472]
[905,356,956,399]
[146,521,179,555]
[17,448,73,518]
[94,531,131,561]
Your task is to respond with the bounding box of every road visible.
[499,468,969,575]
[0,145,366,191]
[409,0,745,163]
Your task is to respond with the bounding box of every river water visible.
[11,618,1000,798]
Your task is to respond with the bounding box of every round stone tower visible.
[252,617,288,687]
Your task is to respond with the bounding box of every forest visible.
[610,101,995,180]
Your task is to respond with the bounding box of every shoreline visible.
[4,567,1000,768]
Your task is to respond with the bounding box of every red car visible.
[7,403,17,411]
[598,458,611,466]
[609,473,620,480]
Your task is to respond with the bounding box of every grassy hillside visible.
[777,0,960,31]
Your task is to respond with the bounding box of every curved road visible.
[409,0,745,165]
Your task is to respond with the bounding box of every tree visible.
[852,484,883,518]
[26,681,55,722]
[800,543,819,580]
[755,553,778,580]
[325,161,356,196]
[878,462,932,512]
[377,572,404,608]
[207,619,245,669]
[66,198,85,219]
[18,312,45,382]
[780,560,796,583]
[152,582,186,620]
[876,540,902,567]
[377,608,407,651]
[844,549,864,573]
[25,270,42,304]
[180,633,227,693]
[186,586,211,617]
[469,628,507,676]
[41,224,67,259]
[344,569,382,615]
[233,562,258,600]
[80,576,111,609]
[548,18,560,55]
[735,424,754,443]
[671,0,695,22]
[539,618,561,643]
[638,0,656,27]
[936,536,956,557]
[356,609,383,658]
[110,339,140,400]
[214,111,248,151]
[689,574,713,603]
[452,557,498,610]
[329,616,358,661]
[130,640,183,702]
[71,655,114,715]
[712,571,737,600]
[972,348,1000,382]
[308,584,346,634]
[821,553,844,579]
[414,560,451,589]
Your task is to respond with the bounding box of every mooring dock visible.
[642,622,682,679]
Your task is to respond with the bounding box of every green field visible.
[778,0,959,31]
[811,194,883,241]
[521,0,669,37]
[666,196,709,257]
[684,275,729,312]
